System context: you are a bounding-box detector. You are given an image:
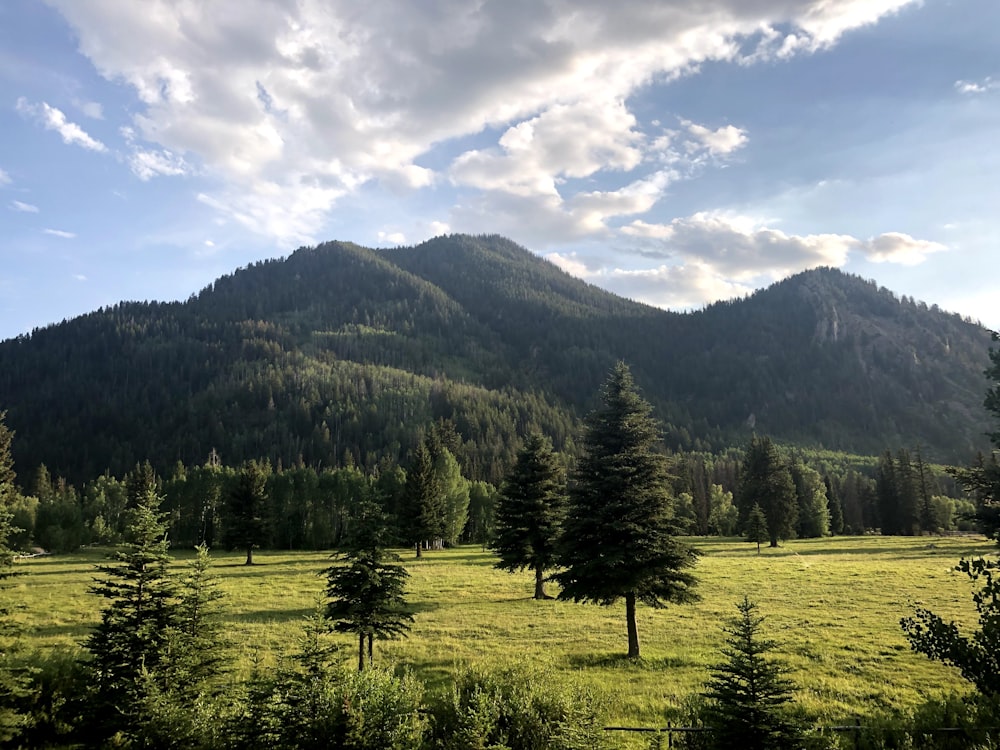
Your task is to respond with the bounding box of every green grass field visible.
[9,534,994,729]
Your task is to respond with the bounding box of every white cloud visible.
[622,212,858,278]
[78,100,104,119]
[16,97,108,152]
[43,228,76,238]
[0,168,10,185]
[129,147,192,180]
[955,77,998,95]
[863,232,946,265]
[73,274,88,282]
[42,0,919,244]
[545,212,950,312]
[10,200,39,213]
[376,230,406,245]
[683,121,748,157]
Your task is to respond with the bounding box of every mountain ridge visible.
[0,234,992,484]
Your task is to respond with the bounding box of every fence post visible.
[854,716,861,750]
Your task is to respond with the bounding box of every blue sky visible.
[2,0,998,341]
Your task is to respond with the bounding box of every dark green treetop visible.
[701,596,802,750]
[493,432,566,600]
[325,499,414,671]
[737,436,797,547]
[555,362,698,658]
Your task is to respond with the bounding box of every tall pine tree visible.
[493,433,566,599]
[555,362,698,658]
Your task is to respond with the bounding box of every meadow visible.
[10,534,994,730]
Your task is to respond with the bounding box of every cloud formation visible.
[16,98,108,152]
[43,0,918,245]
[955,76,998,95]
[0,168,10,185]
[10,200,39,213]
[551,213,951,311]
[43,228,76,239]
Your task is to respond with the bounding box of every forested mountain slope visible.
[0,234,992,484]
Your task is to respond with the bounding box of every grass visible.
[9,534,995,730]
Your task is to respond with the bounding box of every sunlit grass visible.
[11,534,994,729]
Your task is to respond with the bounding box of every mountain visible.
[0,234,992,485]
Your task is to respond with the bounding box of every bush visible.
[429,661,610,750]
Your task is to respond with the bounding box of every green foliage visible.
[745,504,769,554]
[901,557,1000,697]
[325,500,414,669]
[0,237,994,496]
[556,362,699,658]
[429,662,610,750]
[225,460,270,564]
[790,460,830,539]
[84,484,179,740]
[737,436,797,547]
[436,448,471,547]
[700,597,803,750]
[494,433,566,599]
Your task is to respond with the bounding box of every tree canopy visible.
[555,362,699,658]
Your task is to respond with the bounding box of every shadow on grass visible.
[566,652,699,670]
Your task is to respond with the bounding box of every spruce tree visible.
[401,442,444,556]
[737,436,797,547]
[494,433,566,599]
[325,500,414,670]
[225,459,270,565]
[555,362,698,659]
[745,504,768,555]
[85,484,178,739]
[701,597,802,750]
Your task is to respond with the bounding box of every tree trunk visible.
[367,633,373,665]
[769,534,779,548]
[756,541,761,555]
[245,546,254,565]
[626,591,640,658]
[415,543,422,558]
[533,567,550,599]
[358,633,365,672]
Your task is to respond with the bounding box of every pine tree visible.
[555,362,698,659]
[225,459,270,565]
[701,597,802,749]
[745,504,768,555]
[85,484,178,739]
[493,433,566,599]
[325,500,414,670]
[737,436,797,547]
[401,442,444,556]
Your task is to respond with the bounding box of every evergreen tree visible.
[168,543,227,692]
[555,362,698,659]
[745,504,768,555]
[325,500,414,670]
[913,448,940,534]
[85,484,178,741]
[493,433,566,599]
[0,413,14,508]
[701,596,802,750]
[824,476,845,536]
[737,436,797,547]
[225,459,270,565]
[401,442,444,556]
[0,416,31,745]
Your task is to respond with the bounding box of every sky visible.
[1,0,998,341]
